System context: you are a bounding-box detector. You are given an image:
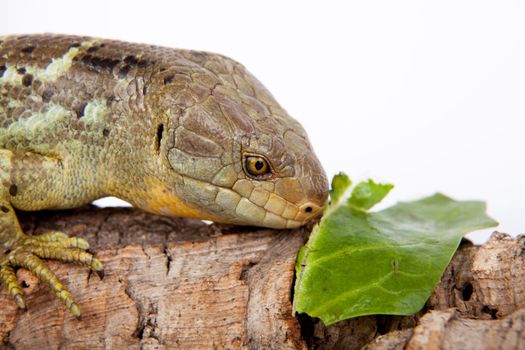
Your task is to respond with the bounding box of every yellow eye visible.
[245,156,270,177]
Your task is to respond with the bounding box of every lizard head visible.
[157,51,328,229]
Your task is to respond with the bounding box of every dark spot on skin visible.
[91,56,102,67]
[0,64,6,78]
[17,67,26,75]
[159,67,167,72]
[81,54,119,73]
[68,42,81,49]
[81,54,93,66]
[143,85,148,95]
[163,74,175,85]
[9,184,18,197]
[118,64,131,78]
[155,124,164,153]
[124,55,138,65]
[74,103,87,119]
[102,128,110,137]
[87,55,99,67]
[97,58,119,72]
[21,45,35,54]
[41,90,54,102]
[1,206,9,213]
[305,206,313,213]
[123,56,150,69]
[87,46,100,53]
[101,58,120,72]
[22,74,33,87]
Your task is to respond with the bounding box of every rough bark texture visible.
[0,206,523,349]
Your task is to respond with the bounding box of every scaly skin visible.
[0,34,328,316]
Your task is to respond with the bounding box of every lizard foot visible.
[0,231,103,318]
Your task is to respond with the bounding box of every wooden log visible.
[0,206,523,349]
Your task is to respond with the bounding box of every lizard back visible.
[0,34,225,155]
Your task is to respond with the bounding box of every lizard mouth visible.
[216,185,326,229]
[142,174,326,229]
[258,197,324,228]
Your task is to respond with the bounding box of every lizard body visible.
[0,34,328,316]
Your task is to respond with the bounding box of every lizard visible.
[0,34,328,317]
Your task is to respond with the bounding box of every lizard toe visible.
[0,263,26,309]
[7,250,80,317]
[31,245,104,274]
[1,233,103,317]
[28,231,90,250]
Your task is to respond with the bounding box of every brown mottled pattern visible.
[0,34,328,315]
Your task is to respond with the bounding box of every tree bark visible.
[0,207,523,349]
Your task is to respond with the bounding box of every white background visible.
[1,1,523,243]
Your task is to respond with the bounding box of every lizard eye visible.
[244,155,271,177]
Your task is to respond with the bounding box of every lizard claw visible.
[0,231,103,317]
[96,268,105,280]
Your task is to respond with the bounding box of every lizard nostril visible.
[304,206,313,213]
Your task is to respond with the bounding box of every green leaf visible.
[293,174,498,326]
[329,172,352,206]
[348,179,393,211]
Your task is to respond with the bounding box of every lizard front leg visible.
[0,150,103,318]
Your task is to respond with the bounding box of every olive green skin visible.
[0,34,328,229]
